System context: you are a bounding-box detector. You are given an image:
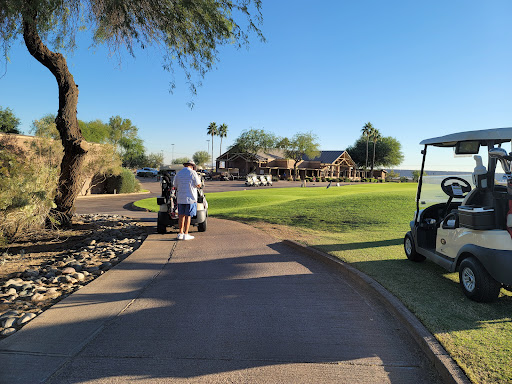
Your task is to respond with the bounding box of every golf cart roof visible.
[420,127,512,147]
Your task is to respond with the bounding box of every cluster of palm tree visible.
[361,122,382,177]
[207,122,228,170]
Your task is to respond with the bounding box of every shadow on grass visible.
[314,244,512,334]
[316,238,403,251]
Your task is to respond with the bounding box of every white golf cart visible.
[156,165,208,234]
[405,128,512,302]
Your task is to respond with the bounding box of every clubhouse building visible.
[216,149,386,180]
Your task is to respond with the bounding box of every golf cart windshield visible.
[417,128,512,211]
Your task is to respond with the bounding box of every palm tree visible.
[207,122,218,170]
[361,122,374,175]
[370,128,381,177]
[218,123,228,160]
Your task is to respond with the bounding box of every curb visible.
[283,240,471,384]
[76,190,151,199]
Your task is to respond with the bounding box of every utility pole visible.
[171,144,175,164]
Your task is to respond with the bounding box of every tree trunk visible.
[23,11,87,226]
[370,141,376,177]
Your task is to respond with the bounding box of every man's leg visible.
[178,214,186,234]
[183,215,192,234]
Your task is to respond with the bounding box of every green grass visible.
[135,183,512,383]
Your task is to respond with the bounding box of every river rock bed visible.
[0,214,149,338]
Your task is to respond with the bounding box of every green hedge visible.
[106,168,141,194]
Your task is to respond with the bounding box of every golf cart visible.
[156,165,208,234]
[405,128,512,302]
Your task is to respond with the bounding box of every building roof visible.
[302,150,346,163]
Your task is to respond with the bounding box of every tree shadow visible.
[311,242,512,335]
[0,242,442,384]
[317,238,404,252]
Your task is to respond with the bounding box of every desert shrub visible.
[0,137,58,244]
[81,143,122,195]
[272,176,279,182]
[105,168,141,194]
[400,176,408,183]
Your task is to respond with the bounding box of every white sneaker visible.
[183,234,195,240]
[177,233,184,240]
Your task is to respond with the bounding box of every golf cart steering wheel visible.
[441,177,471,198]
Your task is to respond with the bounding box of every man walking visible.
[173,160,202,240]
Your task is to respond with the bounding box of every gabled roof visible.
[302,150,346,163]
[255,149,286,161]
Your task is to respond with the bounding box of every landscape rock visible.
[18,313,36,325]
[0,213,148,340]
[2,317,17,328]
[1,328,16,336]
[61,267,76,275]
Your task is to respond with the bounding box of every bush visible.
[0,137,58,244]
[400,176,408,183]
[272,176,279,182]
[105,168,141,194]
[379,179,384,183]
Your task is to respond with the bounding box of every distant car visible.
[136,167,158,177]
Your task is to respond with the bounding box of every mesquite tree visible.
[0,0,263,225]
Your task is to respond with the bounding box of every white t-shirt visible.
[173,167,202,204]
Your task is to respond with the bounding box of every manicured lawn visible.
[135,183,512,384]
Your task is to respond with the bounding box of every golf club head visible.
[489,147,511,174]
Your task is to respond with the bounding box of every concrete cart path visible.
[0,218,443,383]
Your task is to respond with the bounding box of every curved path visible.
[0,179,446,383]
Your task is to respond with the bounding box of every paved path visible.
[0,217,443,383]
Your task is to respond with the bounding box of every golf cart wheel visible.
[157,213,168,234]
[157,222,167,234]
[198,216,207,232]
[404,232,425,262]
[459,257,501,302]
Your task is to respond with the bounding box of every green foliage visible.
[105,168,141,194]
[412,170,427,182]
[229,128,279,154]
[385,169,400,181]
[109,115,138,151]
[0,1,263,95]
[283,131,320,180]
[119,135,145,168]
[0,106,21,134]
[80,119,110,143]
[31,114,59,139]
[0,138,58,243]
[347,135,404,168]
[173,157,190,165]
[145,152,164,168]
[218,123,228,157]
[193,150,210,167]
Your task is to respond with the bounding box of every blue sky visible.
[1,0,512,171]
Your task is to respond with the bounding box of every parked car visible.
[136,167,158,177]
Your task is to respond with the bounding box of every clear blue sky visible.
[1,0,512,171]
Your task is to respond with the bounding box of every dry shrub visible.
[0,136,59,244]
[81,143,123,195]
